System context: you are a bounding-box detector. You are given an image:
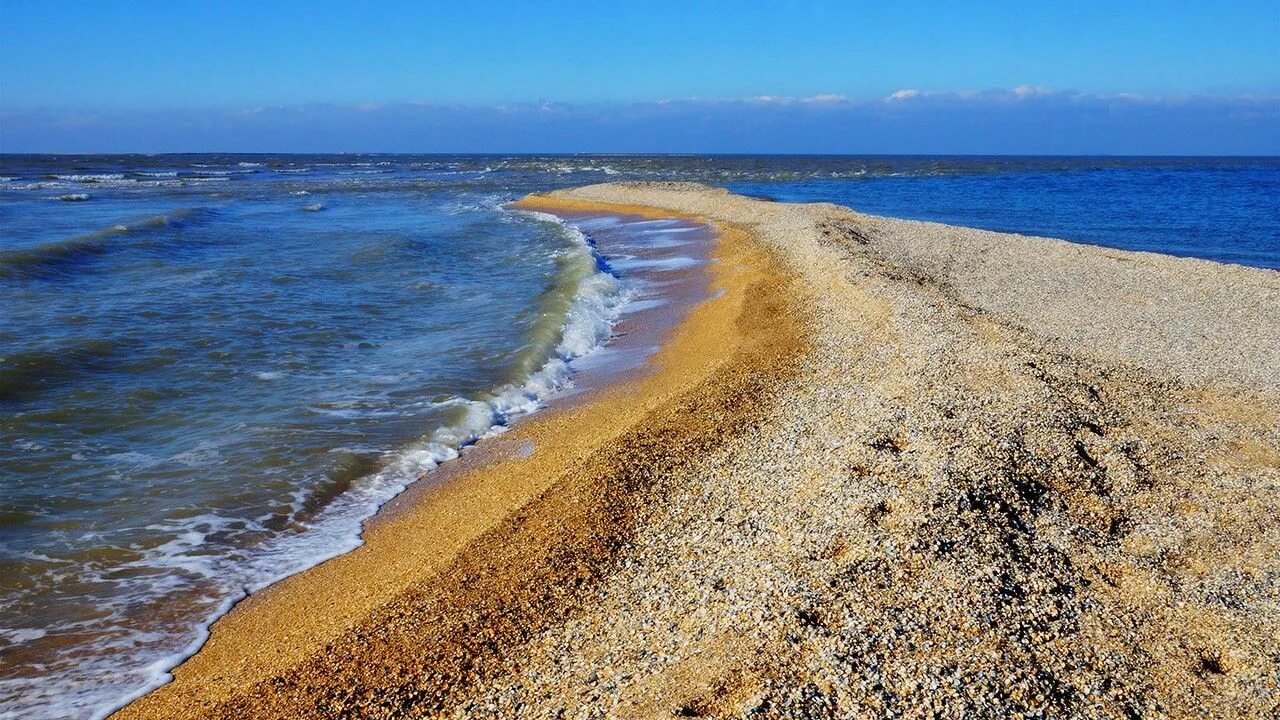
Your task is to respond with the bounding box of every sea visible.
[1,154,1277,718]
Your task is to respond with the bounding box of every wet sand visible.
[116,184,1279,718]
[113,191,804,718]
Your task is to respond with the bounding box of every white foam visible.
[191,169,251,176]
[609,255,700,272]
[619,297,669,313]
[633,233,698,249]
[571,216,624,231]
[55,174,123,182]
[70,209,632,720]
[1,628,47,643]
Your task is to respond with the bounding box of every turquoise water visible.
[1,154,1277,718]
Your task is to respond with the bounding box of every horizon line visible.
[3,151,1279,159]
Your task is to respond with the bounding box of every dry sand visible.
[116,184,1279,719]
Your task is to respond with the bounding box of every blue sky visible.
[2,1,1277,153]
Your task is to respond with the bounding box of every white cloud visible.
[1012,84,1051,98]
[744,94,848,105]
[7,89,1276,154]
[886,86,1055,103]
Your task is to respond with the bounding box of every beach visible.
[114,182,1279,718]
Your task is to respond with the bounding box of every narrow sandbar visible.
[117,183,1280,718]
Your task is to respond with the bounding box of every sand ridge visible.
[117,185,1279,718]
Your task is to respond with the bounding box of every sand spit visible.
[117,185,1279,719]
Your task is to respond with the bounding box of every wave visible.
[289,211,625,522]
[191,169,253,176]
[9,178,189,191]
[0,338,122,404]
[53,173,125,183]
[74,210,628,720]
[299,211,626,527]
[0,207,216,280]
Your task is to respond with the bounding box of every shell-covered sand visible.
[117,184,1279,719]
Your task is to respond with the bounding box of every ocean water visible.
[722,156,1280,270]
[1,154,1277,718]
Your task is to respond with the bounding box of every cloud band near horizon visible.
[3,88,1278,155]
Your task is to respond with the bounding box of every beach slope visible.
[118,184,1279,718]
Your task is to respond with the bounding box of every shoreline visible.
[363,206,722,537]
[113,192,805,718]
[116,184,1278,718]
[77,203,711,719]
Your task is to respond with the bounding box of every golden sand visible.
[116,184,1280,718]
[113,195,805,718]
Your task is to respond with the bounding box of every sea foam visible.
[80,210,629,720]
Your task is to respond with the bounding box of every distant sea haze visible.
[0,153,1277,718]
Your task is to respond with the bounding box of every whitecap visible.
[55,174,124,182]
[32,210,634,720]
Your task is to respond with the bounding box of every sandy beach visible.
[115,183,1279,719]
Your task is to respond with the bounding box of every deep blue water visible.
[0,153,1276,719]
[725,156,1280,269]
